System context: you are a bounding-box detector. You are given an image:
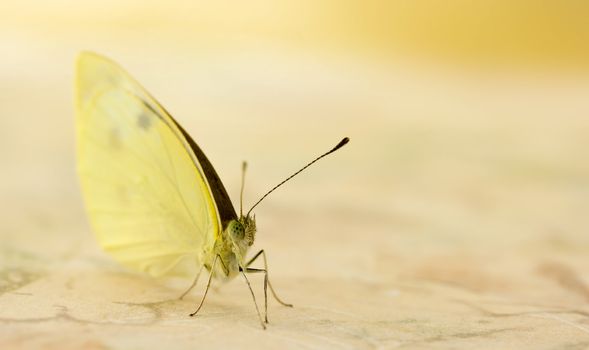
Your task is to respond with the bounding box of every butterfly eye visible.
[228,221,244,240]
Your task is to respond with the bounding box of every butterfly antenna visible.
[246,137,350,217]
[240,161,247,218]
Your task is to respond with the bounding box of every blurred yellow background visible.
[1,1,588,349]
[4,1,589,65]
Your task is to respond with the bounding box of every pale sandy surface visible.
[2,5,589,349]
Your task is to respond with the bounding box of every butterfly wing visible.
[75,52,221,277]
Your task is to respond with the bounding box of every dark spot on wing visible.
[137,113,152,130]
[141,100,162,120]
[137,100,167,130]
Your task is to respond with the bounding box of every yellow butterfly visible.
[75,51,349,328]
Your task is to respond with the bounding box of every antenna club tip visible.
[247,136,349,215]
[333,137,350,151]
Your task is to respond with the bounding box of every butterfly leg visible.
[189,255,227,317]
[246,250,293,307]
[179,264,204,300]
[240,268,267,329]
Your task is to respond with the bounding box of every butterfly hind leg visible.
[179,265,204,300]
[189,255,227,317]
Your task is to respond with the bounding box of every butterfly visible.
[75,51,349,328]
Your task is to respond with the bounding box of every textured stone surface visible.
[1,5,589,348]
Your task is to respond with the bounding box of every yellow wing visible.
[75,52,220,277]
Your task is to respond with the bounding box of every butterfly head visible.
[228,215,256,247]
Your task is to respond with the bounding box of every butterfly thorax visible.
[203,216,256,280]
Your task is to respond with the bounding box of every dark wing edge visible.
[170,118,238,227]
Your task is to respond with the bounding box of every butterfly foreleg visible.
[246,249,293,308]
[243,267,268,323]
[239,268,266,329]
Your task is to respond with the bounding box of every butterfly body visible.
[203,217,256,280]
